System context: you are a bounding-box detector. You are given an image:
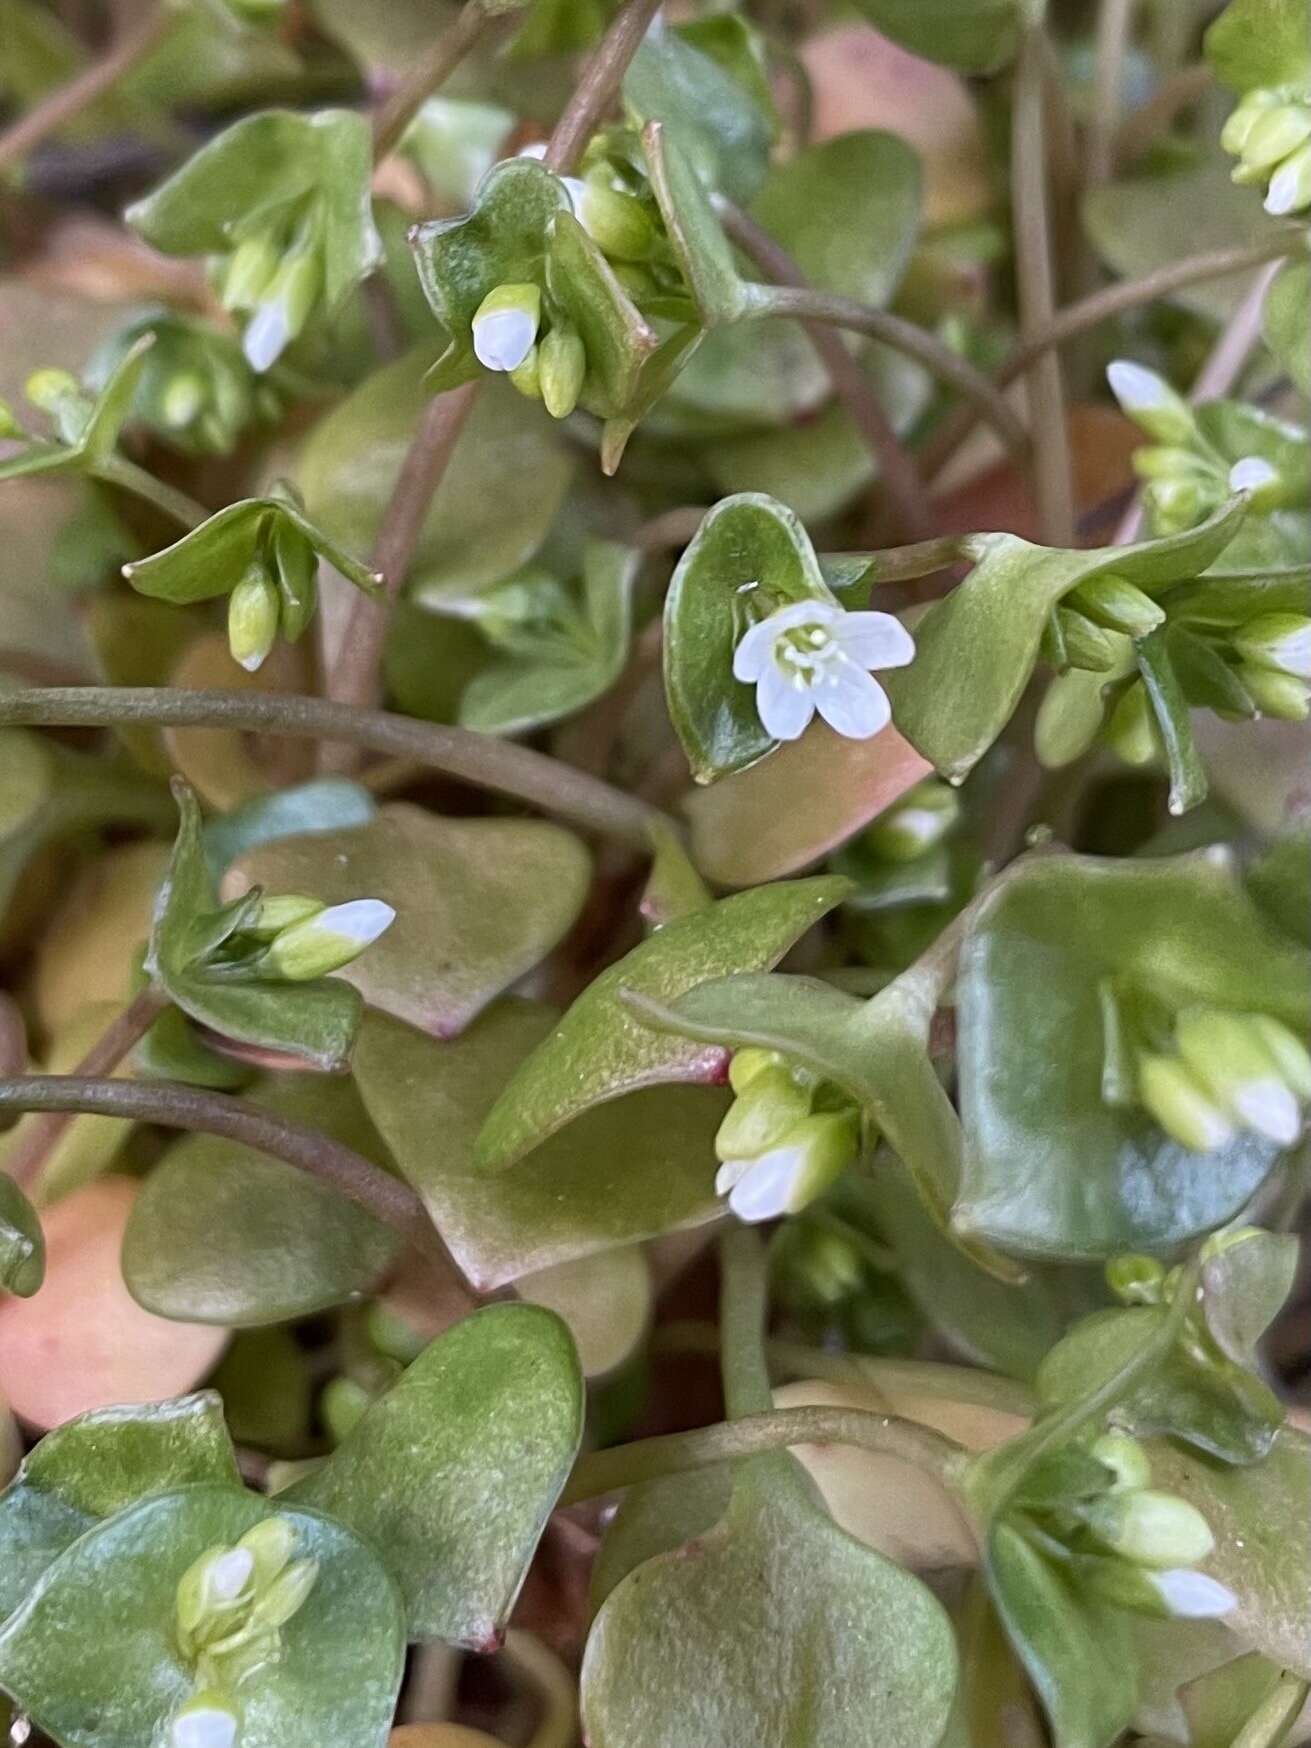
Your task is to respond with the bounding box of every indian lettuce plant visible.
[0,0,1308,1742]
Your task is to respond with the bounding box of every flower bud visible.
[1085,1557,1235,1619]
[714,1064,814,1163]
[472,282,542,373]
[1143,474,1216,534]
[729,1048,788,1094]
[1090,1430,1152,1492]
[198,1627,279,1689]
[227,563,281,674]
[1055,608,1121,673]
[1069,574,1166,639]
[321,1375,371,1444]
[539,324,587,420]
[1236,103,1311,173]
[244,246,324,373]
[176,1545,255,1643]
[222,232,281,314]
[1266,138,1311,215]
[1087,1489,1216,1568]
[1106,1253,1166,1304]
[23,368,81,416]
[1221,89,1277,157]
[161,371,208,433]
[1106,361,1197,445]
[1104,682,1158,766]
[245,894,324,940]
[575,177,657,262]
[171,1691,241,1748]
[263,898,396,981]
[509,345,542,400]
[1232,613,1311,679]
[1174,1007,1303,1145]
[611,261,659,301]
[1228,455,1283,508]
[1246,1015,1311,1100]
[0,398,24,439]
[773,1222,866,1308]
[864,781,960,861]
[719,1109,860,1224]
[247,1557,319,1630]
[1131,445,1214,483]
[235,1516,297,1590]
[1238,663,1310,720]
[1138,1054,1236,1152]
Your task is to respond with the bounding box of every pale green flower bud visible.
[176,1545,255,1643]
[864,781,960,861]
[1091,1430,1152,1492]
[1221,89,1278,157]
[574,176,657,262]
[1144,474,1217,534]
[1237,102,1311,173]
[1105,682,1159,766]
[170,1691,241,1748]
[1138,1053,1236,1152]
[0,398,23,439]
[1088,1489,1216,1568]
[472,282,542,373]
[235,1516,297,1590]
[1086,1557,1236,1619]
[264,898,396,981]
[1174,1008,1304,1145]
[539,324,587,420]
[728,1048,788,1094]
[245,245,324,373]
[611,261,659,301]
[227,563,281,674]
[509,345,542,401]
[321,1375,371,1444]
[715,1064,814,1162]
[1246,1015,1311,1101]
[1106,1253,1166,1304]
[1266,139,1311,215]
[1238,663,1310,720]
[774,1224,867,1307]
[247,1557,318,1630]
[23,368,81,415]
[366,1301,428,1364]
[1232,613,1311,679]
[1228,455,1283,508]
[198,1627,279,1689]
[161,371,208,433]
[1055,608,1121,673]
[1070,574,1166,639]
[245,894,325,941]
[1131,445,1214,483]
[222,232,281,314]
[1106,361,1197,445]
[717,1108,860,1223]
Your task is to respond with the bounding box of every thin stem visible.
[850,533,968,584]
[371,2,503,160]
[1088,0,1137,189]
[0,1074,448,1265]
[0,1,174,176]
[559,1403,964,1506]
[0,687,674,850]
[736,279,1029,463]
[3,988,166,1191]
[1012,26,1075,545]
[719,1227,772,1420]
[543,0,664,174]
[720,207,931,541]
[96,454,209,531]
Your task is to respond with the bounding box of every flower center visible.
[774,622,841,687]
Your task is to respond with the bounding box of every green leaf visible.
[581,1460,958,1748]
[884,498,1250,784]
[354,1005,725,1289]
[589,1467,733,1613]
[1247,825,1311,946]
[1263,260,1311,398]
[0,1393,239,1619]
[123,493,381,607]
[290,1303,583,1647]
[664,493,837,782]
[0,1484,405,1748]
[1150,1427,1311,1680]
[474,876,849,1172]
[0,1176,43,1299]
[1200,1229,1299,1368]
[122,1072,400,1325]
[953,852,1310,1259]
[986,1521,1137,1748]
[126,109,382,308]
[622,20,774,205]
[848,0,1024,73]
[1135,628,1209,817]
[546,212,659,419]
[0,337,152,484]
[1204,0,1311,90]
[1036,1305,1284,1465]
[224,802,590,1039]
[642,121,747,325]
[295,354,573,604]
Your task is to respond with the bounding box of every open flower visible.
[732,601,914,742]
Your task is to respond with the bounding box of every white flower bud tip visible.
[243,303,291,374]
[1265,140,1311,215]
[1229,1076,1302,1145]
[1145,1568,1237,1619]
[471,283,542,373]
[1106,360,1195,442]
[209,1547,256,1602]
[267,898,396,980]
[172,1698,240,1748]
[1234,613,1311,680]
[1228,456,1279,498]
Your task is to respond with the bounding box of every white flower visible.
[732,600,914,743]
[1145,1568,1237,1620]
[266,898,396,981]
[172,1698,240,1748]
[714,1111,857,1224]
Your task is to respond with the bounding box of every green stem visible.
[1088,0,1137,189]
[719,1226,773,1420]
[543,0,664,174]
[95,455,208,531]
[371,1,504,160]
[843,534,968,585]
[1012,25,1075,545]
[559,1403,965,1506]
[0,687,674,850]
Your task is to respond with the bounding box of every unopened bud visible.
[1091,1430,1151,1492]
[321,1375,371,1444]
[23,368,81,415]
[247,1557,318,1630]
[1106,361,1197,445]
[161,371,207,432]
[472,282,542,373]
[774,1223,866,1307]
[245,894,323,941]
[611,261,659,301]
[0,398,23,439]
[1237,103,1311,173]
[509,345,542,400]
[176,1545,255,1642]
[1106,1252,1166,1305]
[864,781,960,861]
[1221,89,1278,158]
[1174,1008,1303,1145]
[244,246,323,373]
[539,324,586,420]
[1088,1489,1215,1568]
[1105,682,1159,766]
[1232,613,1311,679]
[715,1064,814,1162]
[718,1108,860,1224]
[235,1516,297,1590]
[1131,445,1214,483]
[1144,474,1216,533]
[222,232,281,314]
[1055,608,1121,673]
[1138,1054,1236,1152]
[227,564,281,673]
[574,178,657,262]
[1266,138,1311,216]
[1246,1015,1311,1100]
[1228,455,1282,508]
[171,1691,240,1748]
[264,898,395,981]
[728,1048,788,1094]
[1239,663,1310,719]
[1070,574,1166,639]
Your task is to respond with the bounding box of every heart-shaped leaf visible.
[0,1177,42,1299]
[290,1303,583,1647]
[474,876,849,1172]
[353,1005,725,1290]
[1204,0,1311,90]
[954,851,1310,1259]
[0,1393,239,1618]
[0,1484,405,1748]
[848,0,1023,72]
[884,499,1249,784]
[517,1247,652,1381]
[589,1467,733,1614]
[224,803,590,1039]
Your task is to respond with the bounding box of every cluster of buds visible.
[1221,86,1311,215]
[1018,1429,1234,1620]
[1136,1006,1311,1154]
[169,1517,320,1746]
[714,1048,861,1223]
[468,279,587,419]
[564,131,686,309]
[87,312,281,457]
[217,204,327,374]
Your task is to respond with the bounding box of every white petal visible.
[473,308,537,372]
[756,663,815,741]
[1107,360,1172,415]
[172,1708,239,1748]
[829,610,916,671]
[243,301,290,373]
[727,1147,805,1222]
[733,616,782,682]
[715,1157,754,1196]
[1228,456,1278,495]
[211,1548,255,1600]
[314,898,396,947]
[814,662,891,739]
[1146,1569,1237,1619]
[1231,1077,1302,1145]
[763,599,841,634]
